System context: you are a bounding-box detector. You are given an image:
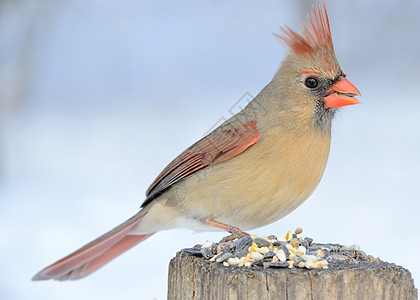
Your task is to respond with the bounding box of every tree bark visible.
[168,245,417,300]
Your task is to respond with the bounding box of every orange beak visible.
[324,76,361,108]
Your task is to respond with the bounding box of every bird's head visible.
[273,2,360,131]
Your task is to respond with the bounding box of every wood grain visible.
[168,246,417,300]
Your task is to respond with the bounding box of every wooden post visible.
[168,245,417,300]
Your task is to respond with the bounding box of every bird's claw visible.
[220,226,250,243]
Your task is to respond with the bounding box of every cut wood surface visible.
[168,244,417,300]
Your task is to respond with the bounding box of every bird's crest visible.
[274,2,334,57]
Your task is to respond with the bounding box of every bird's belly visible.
[174,129,331,230]
[193,162,321,230]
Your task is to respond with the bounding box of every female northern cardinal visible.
[33,2,360,281]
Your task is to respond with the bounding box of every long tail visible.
[32,213,154,281]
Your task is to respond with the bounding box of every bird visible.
[33,2,360,281]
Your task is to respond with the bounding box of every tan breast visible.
[169,122,332,230]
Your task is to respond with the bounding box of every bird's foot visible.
[204,219,249,243]
[219,234,236,243]
[219,230,250,243]
[226,225,250,241]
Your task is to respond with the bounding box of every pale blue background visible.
[0,1,419,299]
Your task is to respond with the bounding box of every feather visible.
[142,120,260,207]
[32,213,154,280]
[274,2,333,57]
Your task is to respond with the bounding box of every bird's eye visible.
[305,77,319,89]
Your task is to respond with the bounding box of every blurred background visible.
[0,0,419,299]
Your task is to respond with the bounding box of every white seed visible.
[288,253,296,261]
[227,257,242,266]
[316,249,325,258]
[342,244,360,251]
[305,260,314,269]
[259,247,270,254]
[276,249,287,262]
[223,261,229,267]
[249,252,264,261]
[300,255,319,263]
[243,258,253,264]
[272,255,279,262]
[297,246,307,255]
[209,256,216,262]
[277,237,286,242]
[244,261,252,267]
[320,260,328,269]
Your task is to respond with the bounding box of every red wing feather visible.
[143,120,259,206]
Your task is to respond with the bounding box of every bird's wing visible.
[141,120,260,207]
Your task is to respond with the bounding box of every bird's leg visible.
[204,219,250,243]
